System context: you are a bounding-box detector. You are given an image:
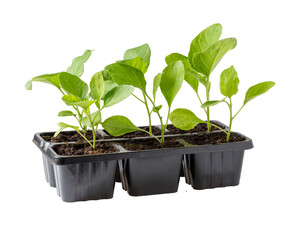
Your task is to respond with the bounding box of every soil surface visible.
[41,130,101,143]
[104,126,162,138]
[166,121,224,134]
[53,142,118,156]
[182,132,246,145]
[121,137,183,151]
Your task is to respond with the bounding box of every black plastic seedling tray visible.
[43,131,253,202]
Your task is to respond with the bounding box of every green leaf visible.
[123,43,151,71]
[152,105,162,113]
[184,70,200,91]
[102,70,113,81]
[118,57,148,74]
[160,60,185,107]
[102,80,118,98]
[102,116,140,136]
[67,50,92,77]
[62,95,95,110]
[193,38,237,77]
[170,108,204,130]
[105,63,146,91]
[153,73,162,100]
[58,110,75,117]
[29,73,60,90]
[165,53,190,69]
[244,81,275,105]
[25,80,32,90]
[188,23,222,68]
[90,71,105,100]
[59,72,88,99]
[82,111,102,127]
[103,85,134,108]
[220,66,239,97]
[201,100,224,108]
[54,122,79,137]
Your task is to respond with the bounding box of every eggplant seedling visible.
[25,50,133,149]
[166,23,237,131]
[171,66,275,142]
[102,44,185,143]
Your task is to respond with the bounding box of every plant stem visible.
[206,79,211,131]
[84,110,96,149]
[76,130,94,148]
[232,105,245,120]
[196,91,207,114]
[138,128,161,142]
[132,93,145,104]
[227,98,233,142]
[203,121,228,135]
[142,92,152,134]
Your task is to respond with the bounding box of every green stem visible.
[76,130,93,148]
[232,105,245,120]
[227,98,233,142]
[138,128,161,142]
[196,91,207,114]
[84,109,96,149]
[132,93,145,104]
[206,80,211,131]
[142,92,152,134]
[161,107,171,143]
[203,121,228,135]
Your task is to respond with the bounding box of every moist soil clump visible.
[41,130,101,143]
[167,121,223,134]
[104,126,161,138]
[121,137,183,151]
[54,142,118,156]
[183,132,246,145]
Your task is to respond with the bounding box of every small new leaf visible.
[90,71,105,100]
[102,116,140,136]
[170,108,204,130]
[201,100,224,109]
[82,111,102,127]
[244,81,275,105]
[67,50,93,77]
[220,66,239,97]
[54,122,79,137]
[123,44,151,71]
[58,110,75,117]
[153,73,162,100]
[152,105,162,113]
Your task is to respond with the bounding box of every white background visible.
[1,0,299,239]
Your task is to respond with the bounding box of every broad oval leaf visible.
[102,80,118,98]
[244,81,275,105]
[102,116,139,136]
[67,50,92,77]
[170,108,203,130]
[54,122,79,137]
[62,95,95,110]
[28,73,60,90]
[82,111,102,127]
[103,85,134,108]
[193,38,237,77]
[153,73,162,100]
[160,60,185,107]
[188,23,222,68]
[201,100,224,109]
[59,72,88,99]
[220,65,239,97]
[105,63,146,91]
[58,110,75,117]
[123,43,151,71]
[90,71,105,100]
[118,57,148,74]
[165,53,190,69]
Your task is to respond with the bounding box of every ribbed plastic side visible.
[42,154,56,187]
[188,150,245,190]
[54,160,118,202]
[124,155,182,196]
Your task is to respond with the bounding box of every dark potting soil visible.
[182,132,246,145]
[41,130,101,143]
[121,137,183,151]
[166,121,222,134]
[104,126,162,138]
[53,142,119,156]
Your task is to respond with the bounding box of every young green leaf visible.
[220,66,239,97]
[152,105,162,113]
[160,60,185,107]
[118,57,148,74]
[54,122,79,137]
[105,63,146,91]
[165,53,190,69]
[102,116,140,136]
[67,50,92,77]
[102,80,118,98]
[193,38,237,77]
[188,23,222,68]
[201,100,224,108]
[123,43,151,71]
[62,95,95,110]
[170,108,204,130]
[244,81,275,105]
[103,85,134,108]
[90,71,105,100]
[26,73,60,90]
[58,110,75,117]
[153,73,162,100]
[101,69,113,81]
[82,111,102,127]
[59,72,88,99]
